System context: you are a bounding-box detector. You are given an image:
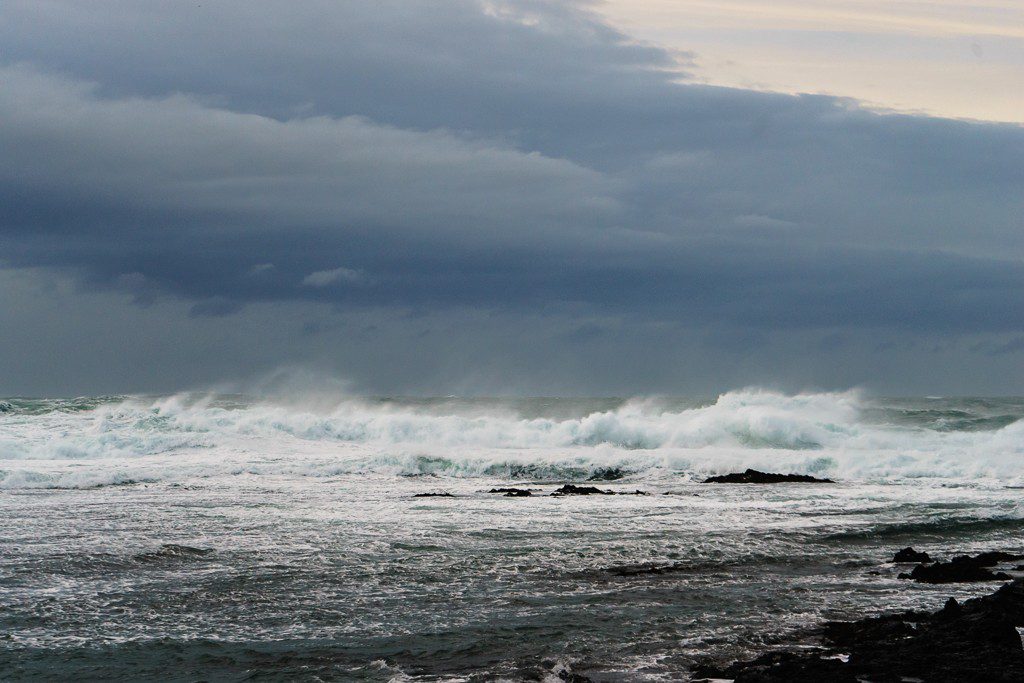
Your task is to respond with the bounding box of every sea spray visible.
[1,390,1023,488]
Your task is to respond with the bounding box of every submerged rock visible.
[587,467,628,481]
[893,546,932,563]
[900,552,1017,583]
[703,468,834,484]
[135,544,213,563]
[0,401,12,413]
[694,578,1024,682]
[412,492,454,498]
[550,484,614,496]
[606,562,690,577]
[548,663,593,682]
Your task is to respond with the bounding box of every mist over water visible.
[2,390,1024,680]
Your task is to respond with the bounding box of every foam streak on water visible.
[1,390,1023,680]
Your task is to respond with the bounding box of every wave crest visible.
[3,389,1024,487]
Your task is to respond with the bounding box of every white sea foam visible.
[1,389,1023,488]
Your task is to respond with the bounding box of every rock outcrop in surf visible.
[703,468,834,484]
[551,484,614,496]
[893,546,931,563]
[489,487,533,497]
[898,551,1022,584]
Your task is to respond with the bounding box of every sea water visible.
[2,390,1024,680]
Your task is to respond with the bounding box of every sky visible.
[600,0,1024,122]
[0,0,1022,397]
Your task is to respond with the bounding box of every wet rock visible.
[822,610,929,648]
[550,663,592,682]
[702,468,834,484]
[135,544,213,563]
[958,576,1024,624]
[550,484,614,496]
[846,603,1024,682]
[696,578,1024,682]
[618,490,649,495]
[893,546,932,563]
[900,552,1016,583]
[0,401,12,413]
[692,651,854,683]
[489,487,533,497]
[963,551,1024,567]
[587,467,627,481]
[937,596,963,618]
[412,492,454,498]
[606,562,689,577]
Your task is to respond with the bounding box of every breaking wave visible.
[2,389,1023,487]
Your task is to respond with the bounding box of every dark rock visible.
[901,552,1017,583]
[489,487,533,497]
[905,562,1011,584]
[937,597,963,618]
[413,492,454,498]
[962,551,1024,567]
[822,610,929,648]
[703,468,834,484]
[0,401,12,413]
[135,544,213,563]
[846,603,1024,682]
[550,484,614,496]
[606,562,687,577]
[958,577,1024,625]
[551,664,592,682]
[692,651,855,683]
[893,546,931,563]
[587,467,627,481]
[618,490,649,495]
[697,578,1024,682]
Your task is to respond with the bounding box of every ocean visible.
[2,390,1024,680]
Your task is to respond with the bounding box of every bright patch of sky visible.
[599,0,1024,122]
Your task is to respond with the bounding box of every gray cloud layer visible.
[1,0,1022,394]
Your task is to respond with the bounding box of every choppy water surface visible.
[2,391,1024,680]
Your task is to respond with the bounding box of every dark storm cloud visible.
[0,0,1022,394]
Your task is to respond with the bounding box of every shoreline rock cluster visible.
[693,554,1024,682]
[894,546,1022,584]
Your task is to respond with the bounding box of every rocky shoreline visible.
[898,550,1021,584]
[692,552,1024,682]
[411,473,1024,681]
